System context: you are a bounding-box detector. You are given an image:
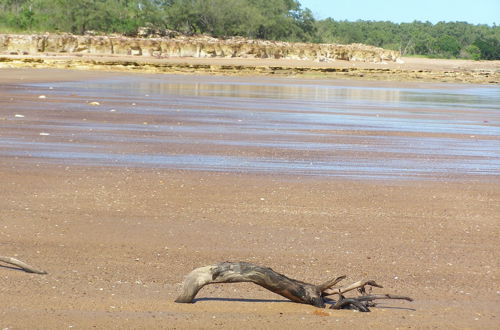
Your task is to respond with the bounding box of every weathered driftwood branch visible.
[175,262,412,311]
[0,256,47,274]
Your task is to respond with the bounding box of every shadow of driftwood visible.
[193,297,291,304]
[0,264,25,272]
[193,297,416,311]
[374,304,417,311]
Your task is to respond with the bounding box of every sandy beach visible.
[0,67,499,329]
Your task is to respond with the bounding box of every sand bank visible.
[1,54,499,84]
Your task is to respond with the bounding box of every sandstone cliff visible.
[0,33,400,63]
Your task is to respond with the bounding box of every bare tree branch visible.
[317,275,346,292]
[0,256,47,274]
[175,262,412,311]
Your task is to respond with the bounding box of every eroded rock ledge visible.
[0,33,400,63]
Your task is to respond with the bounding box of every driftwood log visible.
[175,262,412,311]
[0,256,47,274]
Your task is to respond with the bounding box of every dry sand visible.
[0,67,499,329]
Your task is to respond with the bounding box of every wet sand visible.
[1,68,499,329]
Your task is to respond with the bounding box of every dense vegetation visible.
[1,0,499,59]
[317,20,500,60]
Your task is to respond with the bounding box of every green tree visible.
[473,38,500,60]
[433,35,461,57]
[464,44,481,60]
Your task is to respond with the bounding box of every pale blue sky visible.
[299,0,499,25]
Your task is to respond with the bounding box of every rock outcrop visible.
[0,33,400,63]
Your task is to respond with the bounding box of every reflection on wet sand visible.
[1,74,499,180]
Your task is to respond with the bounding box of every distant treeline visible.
[1,0,499,60]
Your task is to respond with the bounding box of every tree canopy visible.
[1,0,499,59]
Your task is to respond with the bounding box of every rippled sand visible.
[1,70,498,179]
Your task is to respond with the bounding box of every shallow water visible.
[1,74,499,180]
